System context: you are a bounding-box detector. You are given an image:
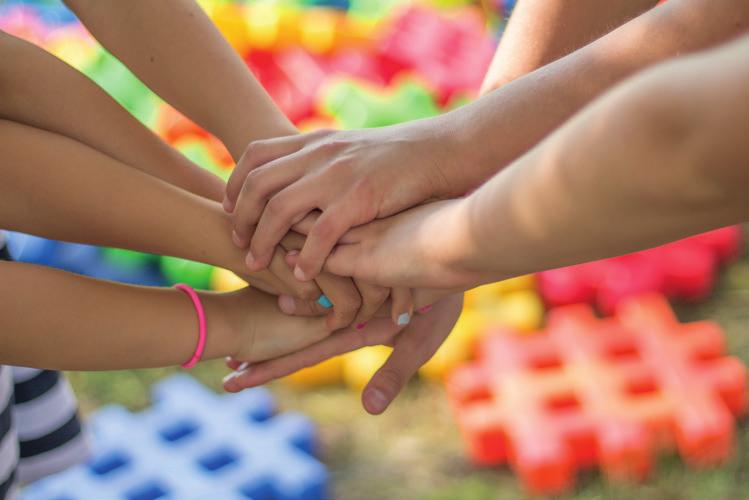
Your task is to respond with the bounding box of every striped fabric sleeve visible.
[0,366,19,500]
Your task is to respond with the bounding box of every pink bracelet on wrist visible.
[174,284,207,369]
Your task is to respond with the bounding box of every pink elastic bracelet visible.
[174,284,207,369]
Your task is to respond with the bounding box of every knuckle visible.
[374,368,404,394]
[326,156,354,176]
[265,195,288,218]
[243,140,266,159]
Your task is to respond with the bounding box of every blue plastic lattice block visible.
[22,375,329,500]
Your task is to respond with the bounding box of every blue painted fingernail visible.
[397,313,411,326]
[317,294,333,309]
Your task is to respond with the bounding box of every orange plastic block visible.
[447,293,746,495]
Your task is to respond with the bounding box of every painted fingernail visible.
[245,251,256,268]
[356,323,367,331]
[279,295,296,314]
[397,313,411,326]
[287,250,300,257]
[366,388,389,414]
[237,362,250,372]
[417,304,433,314]
[222,371,240,384]
[294,266,308,281]
[317,294,333,309]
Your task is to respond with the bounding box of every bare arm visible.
[481,0,658,93]
[63,0,296,159]
[0,31,224,201]
[322,35,749,289]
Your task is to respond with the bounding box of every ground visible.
[67,231,749,500]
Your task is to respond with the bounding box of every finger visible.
[267,246,321,301]
[231,154,309,247]
[323,242,366,280]
[277,294,329,317]
[225,357,247,371]
[351,281,389,330]
[362,320,445,415]
[223,318,401,392]
[246,179,321,272]
[225,134,305,212]
[290,211,320,236]
[390,287,414,327]
[293,204,360,282]
[314,272,362,330]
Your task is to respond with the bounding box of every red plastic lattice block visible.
[447,293,746,495]
[538,227,742,314]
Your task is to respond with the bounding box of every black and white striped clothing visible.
[0,240,89,499]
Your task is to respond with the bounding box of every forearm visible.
[0,31,224,201]
[0,120,247,276]
[0,260,236,370]
[64,0,296,159]
[481,0,658,93]
[444,0,749,195]
[460,38,749,281]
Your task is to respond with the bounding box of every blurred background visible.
[2,0,749,498]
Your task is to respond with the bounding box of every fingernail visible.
[366,388,389,414]
[294,266,308,281]
[237,362,250,372]
[397,313,411,326]
[417,304,433,314]
[279,295,296,314]
[245,251,256,268]
[222,371,240,384]
[317,294,333,309]
[222,196,233,213]
[356,323,367,331]
[287,250,300,257]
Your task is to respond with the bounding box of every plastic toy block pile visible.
[3,0,747,496]
[22,376,329,500]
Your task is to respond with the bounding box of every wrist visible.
[199,291,243,361]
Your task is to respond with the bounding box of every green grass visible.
[67,239,749,500]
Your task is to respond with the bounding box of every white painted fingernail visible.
[222,371,240,384]
[237,362,250,372]
[397,313,411,326]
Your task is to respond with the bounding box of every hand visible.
[224,294,464,415]
[224,121,468,283]
[322,199,486,290]
[220,287,331,363]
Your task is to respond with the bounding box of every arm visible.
[0,261,329,370]
[0,119,321,300]
[0,31,224,201]
[481,0,658,93]
[224,0,749,282]
[63,0,296,159]
[323,35,749,289]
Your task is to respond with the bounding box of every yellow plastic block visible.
[419,309,484,381]
[299,9,340,54]
[212,4,251,55]
[495,289,544,333]
[463,275,536,309]
[342,346,391,391]
[210,268,248,292]
[284,356,344,388]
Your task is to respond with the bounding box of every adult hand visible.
[322,199,488,290]
[224,119,471,283]
[223,294,463,414]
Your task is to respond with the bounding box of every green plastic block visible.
[160,256,215,290]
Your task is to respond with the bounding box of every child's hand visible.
[224,294,463,415]
[318,199,484,291]
[222,287,331,363]
[224,122,468,283]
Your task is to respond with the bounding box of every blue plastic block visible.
[5,232,60,266]
[22,375,329,500]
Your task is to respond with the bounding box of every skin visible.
[62,0,389,328]
[319,36,749,292]
[224,0,749,284]
[0,260,330,370]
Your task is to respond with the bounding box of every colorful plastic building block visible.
[319,77,440,128]
[377,6,495,102]
[22,375,329,500]
[538,226,742,314]
[447,293,746,494]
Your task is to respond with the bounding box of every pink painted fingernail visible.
[356,323,367,331]
[417,304,433,314]
[294,266,308,281]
